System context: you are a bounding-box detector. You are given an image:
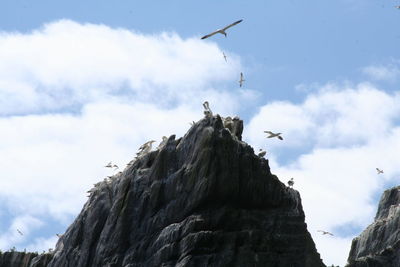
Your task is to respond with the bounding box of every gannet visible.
[258,149,266,157]
[239,72,245,87]
[201,19,243,39]
[264,131,283,140]
[287,178,294,188]
[136,140,156,157]
[157,136,168,150]
[203,101,213,117]
[223,52,227,62]
[317,230,334,236]
[189,121,196,126]
[17,229,23,236]
[376,168,384,174]
[56,234,62,238]
[104,162,118,170]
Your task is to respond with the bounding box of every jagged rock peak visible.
[346,186,400,267]
[33,115,324,267]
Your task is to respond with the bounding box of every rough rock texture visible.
[35,115,324,267]
[347,186,400,267]
[0,251,52,267]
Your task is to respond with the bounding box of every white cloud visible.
[0,19,248,115]
[362,64,400,81]
[244,84,400,266]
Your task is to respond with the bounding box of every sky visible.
[0,0,399,265]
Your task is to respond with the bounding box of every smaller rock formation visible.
[0,251,52,267]
[346,186,400,267]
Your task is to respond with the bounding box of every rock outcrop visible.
[32,115,324,267]
[346,186,400,267]
[0,251,52,267]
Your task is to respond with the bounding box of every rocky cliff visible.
[0,251,52,267]
[346,186,400,267]
[22,115,324,267]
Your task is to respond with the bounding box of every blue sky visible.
[0,0,400,265]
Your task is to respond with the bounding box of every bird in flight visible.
[105,162,119,170]
[287,178,294,188]
[201,19,243,39]
[376,168,384,174]
[264,131,283,140]
[317,230,334,236]
[222,52,227,62]
[395,5,400,9]
[136,140,156,157]
[239,72,245,87]
[17,229,23,236]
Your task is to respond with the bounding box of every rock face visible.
[347,186,400,267]
[0,251,52,267]
[34,115,324,267]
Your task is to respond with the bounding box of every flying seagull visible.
[287,178,294,188]
[17,229,23,236]
[395,5,400,9]
[376,168,384,174]
[264,131,283,140]
[317,230,334,236]
[222,52,227,62]
[201,19,243,39]
[239,72,245,87]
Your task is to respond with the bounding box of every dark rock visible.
[0,251,52,267]
[346,186,400,267]
[8,115,325,267]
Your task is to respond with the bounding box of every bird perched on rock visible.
[157,136,168,150]
[258,149,266,157]
[287,178,294,188]
[203,101,213,117]
[317,230,334,236]
[376,168,384,174]
[239,72,245,87]
[264,131,283,140]
[136,140,156,157]
[201,19,243,39]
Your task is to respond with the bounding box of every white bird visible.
[264,131,283,140]
[157,136,168,150]
[395,5,400,9]
[137,140,156,157]
[376,168,384,174]
[317,230,334,236]
[258,149,266,157]
[239,72,245,87]
[104,162,118,170]
[203,101,213,117]
[56,234,62,238]
[222,52,227,62]
[201,19,243,39]
[17,229,23,236]
[189,121,196,126]
[287,178,294,188]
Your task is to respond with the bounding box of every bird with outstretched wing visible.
[201,19,243,39]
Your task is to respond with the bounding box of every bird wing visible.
[222,19,243,31]
[201,30,219,40]
[264,131,273,134]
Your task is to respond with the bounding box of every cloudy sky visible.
[1,0,400,265]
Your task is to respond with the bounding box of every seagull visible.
[239,72,245,87]
[157,136,168,150]
[136,140,156,157]
[222,52,227,62]
[376,168,384,174]
[287,178,294,188]
[258,149,266,157]
[189,121,196,126]
[56,234,62,238]
[395,5,400,9]
[317,230,334,236]
[17,229,23,236]
[264,131,283,140]
[203,101,213,117]
[201,19,243,39]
